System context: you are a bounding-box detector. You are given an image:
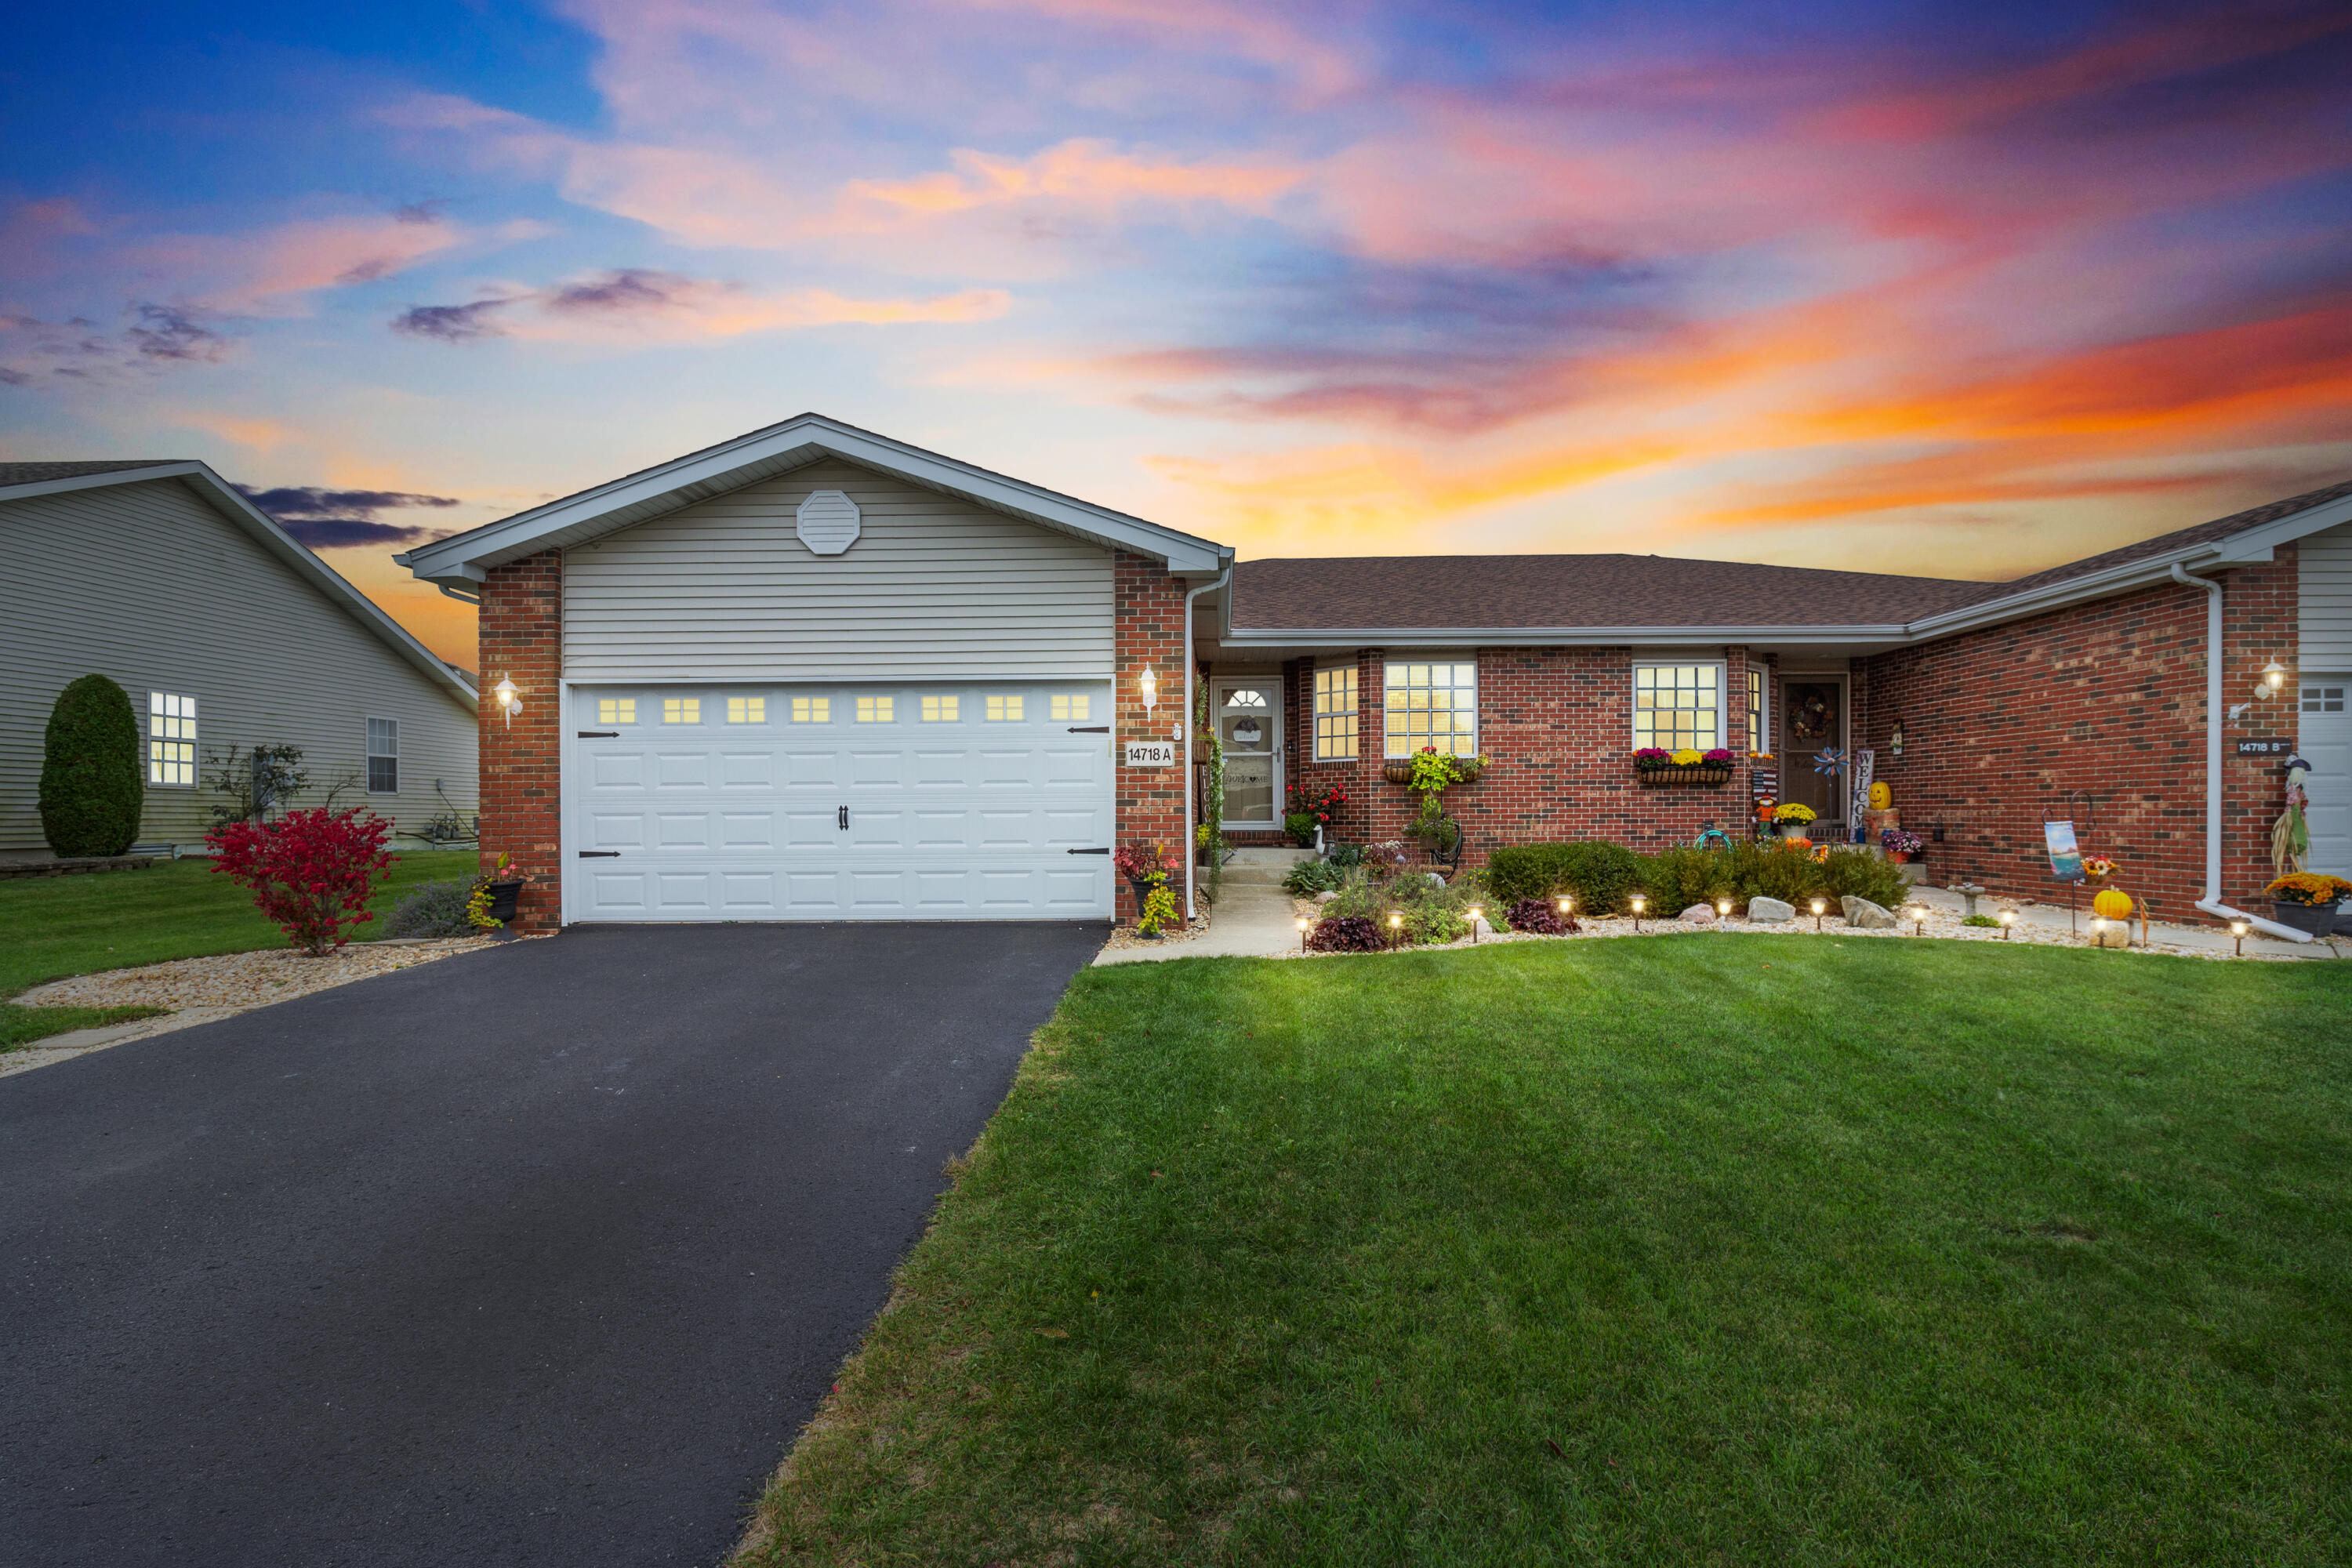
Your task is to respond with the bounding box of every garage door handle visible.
[1068,847,1110,855]
[578,851,620,858]
[837,805,849,830]
[575,731,619,738]
[1067,725,1109,733]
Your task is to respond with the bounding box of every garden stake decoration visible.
[2230,918,2249,956]
[1810,896,1826,931]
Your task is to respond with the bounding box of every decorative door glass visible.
[1779,680,1845,838]
[1220,684,1276,823]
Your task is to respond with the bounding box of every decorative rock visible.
[1840,895,1897,929]
[1678,903,1717,925]
[1747,895,1795,923]
[1313,889,1339,904]
[1424,872,1446,887]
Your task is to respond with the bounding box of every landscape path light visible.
[1716,897,1733,922]
[1466,905,1483,943]
[1629,894,1646,931]
[1557,895,1573,922]
[1297,916,1310,954]
[1810,896,1827,931]
[1388,910,1403,949]
[2230,918,2249,956]
[1998,909,2016,939]
[2089,916,2106,945]
[1907,903,1928,935]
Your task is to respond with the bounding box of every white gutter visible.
[1181,568,1231,920]
[2171,564,2310,942]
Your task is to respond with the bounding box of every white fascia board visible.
[400,414,1231,580]
[2208,488,2352,561]
[1215,625,1912,648]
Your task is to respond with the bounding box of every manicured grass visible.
[0,851,474,997]
[0,1002,169,1050]
[743,938,2352,1566]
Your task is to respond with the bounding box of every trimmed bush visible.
[1485,840,1643,911]
[1306,915,1385,953]
[382,880,477,938]
[1504,898,1578,935]
[1487,838,1913,917]
[39,674,144,857]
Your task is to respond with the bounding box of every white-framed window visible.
[791,696,829,723]
[598,697,637,725]
[148,691,197,786]
[920,695,960,722]
[1313,664,1358,760]
[985,694,1024,722]
[856,695,894,723]
[1634,662,1724,751]
[1746,669,1766,753]
[2303,683,2346,713]
[662,697,701,724]
[1383,659,1476,757]
[1050,693,1091,721]
[366,717,398,794]
[726,696,765,724]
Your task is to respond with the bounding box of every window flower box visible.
[1381,756,1486,786]
[1635,762,1733,788]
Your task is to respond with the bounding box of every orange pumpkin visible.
[2091,887,2132,921]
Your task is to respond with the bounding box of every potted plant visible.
[1285,782,1348,847]
[1114,841,1178,928]
[1881,827,1923,864]
[1773,802,1817,840]
[469,851,527,929]
[2266,872,2352,938]
[1380,745,1486,786]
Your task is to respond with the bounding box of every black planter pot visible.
[485,879,524,924]
[2270,899,2343,938]
[1127,877,1161,923]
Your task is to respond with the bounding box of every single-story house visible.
[397,414,2350,937]
[1,461,479,859]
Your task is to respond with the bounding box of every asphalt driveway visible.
[0,921,1104,1566]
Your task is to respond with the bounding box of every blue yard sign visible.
[2044,818,2084,882]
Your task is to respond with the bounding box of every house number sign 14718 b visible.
[1124,741,1176,767]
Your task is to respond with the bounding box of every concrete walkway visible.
[1095,848,1308,964]
[1907,881,2341,961]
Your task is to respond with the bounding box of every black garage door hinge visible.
[576,730,619,738]
[578,850,621,858]
[1067,725,1109,733]
[1068,847,1110,855]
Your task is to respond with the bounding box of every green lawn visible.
[744,938,2352,1566]
[0,851,474,1047]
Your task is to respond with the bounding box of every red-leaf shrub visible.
[206,808,394,956]
[1505,898,1580,935]
[1306,915,1386,953]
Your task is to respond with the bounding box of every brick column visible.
[477,550,562,933]
[1115,554,1188,921]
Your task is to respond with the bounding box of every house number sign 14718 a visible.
[1124,741,1176,767]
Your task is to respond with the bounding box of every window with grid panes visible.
[663,697,700,724]
[1383,659,1476,757]
[791,696,829,723]
[366,717,398,793]
[2303,683,2346,713]
[920,695,959,721]
[1746,669,1766,753]
[855,695,893,722]
[985,694,1023,721]
[726,696,764,724]
[1313,664,1357,759]
[1050,693,1090,721]
[148,692,197,786]
[598,698,636,724]
[1632,663,1722,750]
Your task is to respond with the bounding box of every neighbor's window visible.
[1383,659,1476,757]
[726,696,765,724]
[1634,662,1723,751]
[1050,693,1091,721]
[148,691,197,786]
[791,696,829,723]
[985,694,1024,721]
[1745,669,1766,753]
[2303,683,2347,713]
[1314,664,1358,760]
[598,698,636,724]
[366,717,398,794]
[856,695,894,723]
[663,697,701,724]
[920,695,960,722]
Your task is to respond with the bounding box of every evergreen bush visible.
[38,674,144,857]
[1486,838,1912,916]
[1484,840,1643,911]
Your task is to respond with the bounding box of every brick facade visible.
[1855,548,2300,919]
[476,550,564,933]
[1114,553,1190,920]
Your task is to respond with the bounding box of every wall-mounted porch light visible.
[2257,660,2288,699]
[493,674,522,729]
[1138,666,1158,713]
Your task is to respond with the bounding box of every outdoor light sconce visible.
[1889,716,1906,758]
[1810,896,1827,931]
[1138,666,1158,713]
[2230,918,2249,956]
[1629,894,1646,931]
[2256,660,2288,700]
[1998,909,2016,939]
[492,674,522,729]
[1466,906,1484,943]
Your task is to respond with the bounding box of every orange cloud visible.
[137,212,465,315]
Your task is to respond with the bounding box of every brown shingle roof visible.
[1230,477,2352,633]
[0,459,187,488]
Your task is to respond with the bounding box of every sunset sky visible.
[3,0,2347,666]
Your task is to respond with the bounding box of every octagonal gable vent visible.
[795,488,862,555]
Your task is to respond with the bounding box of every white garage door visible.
[568,681,1114,920]
[2304,677,2350,878]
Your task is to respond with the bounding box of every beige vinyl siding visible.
[0,477,476,852]
[563,459,1114,681]
[2302,522,2352,668]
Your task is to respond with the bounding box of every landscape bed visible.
[739,938,2352,1566]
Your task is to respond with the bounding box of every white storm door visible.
[569,681,1113,920]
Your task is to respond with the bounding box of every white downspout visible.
[2171,563,2311,942]
[1181,568,1232,920]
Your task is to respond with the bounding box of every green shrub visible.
[382,880,477,938]
[1484,841,1643,911]
[1282,858,1348,896]
[1323,865,1483,945]
[1962,913,2001,928]
[39,674,143,857]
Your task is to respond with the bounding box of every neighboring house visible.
[1,461,479,859]
[398,413,2350,935]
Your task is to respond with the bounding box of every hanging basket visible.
[1381,757,1486,786]
[1635,762,1733,789]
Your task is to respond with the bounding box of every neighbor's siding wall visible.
[1856,550,2299,918]
[2300,521,2352,668]
[0,477,477,853]
[563,458,1114,682]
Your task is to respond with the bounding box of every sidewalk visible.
[1906,883,2339,962]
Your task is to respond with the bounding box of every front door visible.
[1218,681,1279,828]
[1779,677,1847,840]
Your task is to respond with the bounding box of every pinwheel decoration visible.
[1811,746,1847,776]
